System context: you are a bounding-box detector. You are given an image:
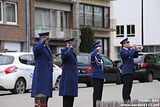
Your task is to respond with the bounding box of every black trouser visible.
[121,74,133,103]
[35,97,49,107]
[92,78,104,107]
[63,96,74,107]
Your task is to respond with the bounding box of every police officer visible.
[31,32,53,107]
[91,41,104,107]
[120,38,139,103]
[59,38,78,107]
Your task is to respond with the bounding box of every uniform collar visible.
[123,47,129,50]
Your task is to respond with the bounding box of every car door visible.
[152,54,160,79]
[102,56,118,82]
[19,54,35,89]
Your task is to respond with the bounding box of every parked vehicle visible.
[116,53,160,83]
[55,53,121,87]
[77,53,121,87]
[0,52,62,94]
[134,53,160,82]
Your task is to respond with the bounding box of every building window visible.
[35,8,69,37]
[116,46,121,59]
[79,4,109,28]
[116,25,124,37]
[35,8,51,34]
[60,12,69,32]
[79,4,84,25]
[60,12,64,31]
[0,1,17,25]
[127,25,135,37]
[85,5,93,26]
[143,45,160,53]
[5,2,17,24]
[156,46,160,52]
[104,8,109,28]
[0,1,2,23]
[94,7,103,27]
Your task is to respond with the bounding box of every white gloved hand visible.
[70,45,73,48]
[96,47,100,50]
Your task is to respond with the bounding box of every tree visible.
[79,26,95,53]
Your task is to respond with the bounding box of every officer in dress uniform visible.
[31,32,53,107]
[59,38,78,107]
[90,41,105,107]
[120,38,139,103]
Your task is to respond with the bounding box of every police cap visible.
[38,32,49,38]
[120,38,130,44]
[64,38,74,42]
[93,41,102,48]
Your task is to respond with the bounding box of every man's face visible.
[97,46,102,53]
[44,38,50,45]
[40,37,50,44]
[123,42,130,48]
[66,41,74,48]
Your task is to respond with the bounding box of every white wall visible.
[113,0,142,46]
[4,41,21,52]
[114,0,160,46]
[144,0,160,45]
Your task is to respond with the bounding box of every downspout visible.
[141,0,144,47]
[26,0,30,52]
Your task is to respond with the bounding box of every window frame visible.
[116,25,124,37]
[77,55,90,65]
[5,2,17,25]
[102,56,114,68]
[93,6,103,27]
[19,54,35,66]
[79,4,85,25]
[127,25,135,37]
[79,3,109,28]
[0,1,3,23]
[84,5,93,26]
[153,54,160,63]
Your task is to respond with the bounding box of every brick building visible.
[0,0,34,52]
[34,0,115,57]
[0,0,115,58]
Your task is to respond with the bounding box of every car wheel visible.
[146,73,153,82]
[53,76,61,90]
[86,81,93,87]
[139,79,145,83]
[25,89,30,93]
[10,78,26,94]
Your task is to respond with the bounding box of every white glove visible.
[70,45,73,48]
[96,47,100,50]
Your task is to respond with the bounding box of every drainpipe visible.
[141,0,144,47]
[26,0,30,52]
[75,0,80,52]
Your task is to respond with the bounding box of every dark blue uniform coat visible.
[31,40,53,97]
[59,47,78,97]
[91,49,104,80]
[120,48,138,75]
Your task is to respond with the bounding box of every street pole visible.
[75,0,80,52]
[26,0,30,52]
[141,0,144,48]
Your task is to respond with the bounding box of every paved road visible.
[0,81,160,107]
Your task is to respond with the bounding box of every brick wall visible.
[0,0,34,42]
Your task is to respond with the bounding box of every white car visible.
[0,52,62,94]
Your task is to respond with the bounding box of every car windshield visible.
[134,54,144,63]
[77,55,89,64]
[0,54,14,65]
